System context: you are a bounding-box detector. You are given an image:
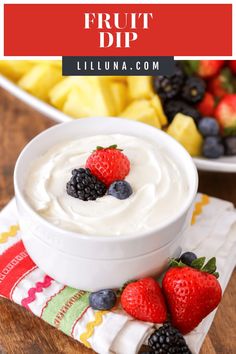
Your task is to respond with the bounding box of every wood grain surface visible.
[0,87,236,354]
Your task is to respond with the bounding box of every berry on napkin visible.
[162,256,222,334]
[121,277,167,323]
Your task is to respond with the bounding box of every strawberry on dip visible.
[86,144,130,186]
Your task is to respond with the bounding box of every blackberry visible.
[153,64,185,101]
[181,77,206,104]
[66,168,106,201]
[148,323,192,354]
[164,100,201,123]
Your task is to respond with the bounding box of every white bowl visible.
[14,118,198,291]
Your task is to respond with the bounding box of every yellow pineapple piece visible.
[110,81,128,114]
[119,100,161,129]
[63,88,96,117]
[0,60,35,81]
[31,60,62,68]
[167,113,203,156]
[102,76,127,82]
[63,77,116,118]
[150,95,168,127]
[127,76,154,100]
[18,64,62,101]
[49,76,89,109]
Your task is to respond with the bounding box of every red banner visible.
[4,4,232,56]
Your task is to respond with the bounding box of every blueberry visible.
[203,136,224,159]
[224,136,236,156]
[198,117,220,137]
[108,180,133,200]
[89,289,117,310]
[180,252,197,266]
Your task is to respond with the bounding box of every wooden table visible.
[0,87,236,354]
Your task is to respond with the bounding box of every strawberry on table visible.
[162,256,222,334]
[215,94,236,135]
[86,145,130,186]
[183,60,224,79]
[208,68,236,99]
[197,92,216,116]
[121,277,167,323]
[228,60,236,74]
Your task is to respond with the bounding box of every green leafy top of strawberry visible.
[95,144,123,151]
[170,256,219,278]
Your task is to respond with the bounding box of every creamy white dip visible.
[25,134,189,236]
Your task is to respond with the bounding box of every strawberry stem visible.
[95,144,123,151]
[169,256,219,278]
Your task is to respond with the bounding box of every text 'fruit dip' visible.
[25,134,189,236]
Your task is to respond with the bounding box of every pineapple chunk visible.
[18,64,62,101]
[49,76,89,109]
[110,82,128,114]
[63,88,96,117]
[150,95,168,127]
[63,77,116,118]
[119,100,161,129]
[31,60,62,68]
[127,76,154,100]
[102,76,127,82]
[0,60,35,81]
[167,113,203,156]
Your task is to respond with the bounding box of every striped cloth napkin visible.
[0,194,236,354]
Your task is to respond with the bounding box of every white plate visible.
[1,75,236,173]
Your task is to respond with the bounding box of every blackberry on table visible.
[164,100,201,123]
[66,168,107,201]
[148,323,192,354]
[153,64,185,101]
[181,77,206,104]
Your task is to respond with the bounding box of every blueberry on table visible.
[203,136,224,159]
[224,136,236,156]
[108,180,133,200]
[198,117,220,137]
[180,252,197,266]
[89,289,117,310]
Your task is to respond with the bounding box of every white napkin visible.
[0,194,235,354]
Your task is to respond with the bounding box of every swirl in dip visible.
[25,134,189,236]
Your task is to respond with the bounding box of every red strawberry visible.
[86,145,130,186]
[215,94,236,135]
[183,60,224,79]
[121,277,167,323]
[208,68,236,99]
[162,257,222,334]
[228,60,236,74]
[196,92,215,116]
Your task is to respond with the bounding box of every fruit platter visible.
[0,60,236,172]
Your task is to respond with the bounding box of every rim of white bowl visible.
[14,117,199,243]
